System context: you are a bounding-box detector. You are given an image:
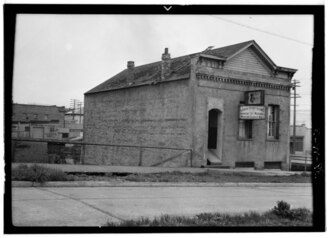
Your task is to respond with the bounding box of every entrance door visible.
[208,109,218,149]
[207,109,222,164]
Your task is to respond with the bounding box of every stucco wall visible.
[84,80,192,167]
[192,66,291,169]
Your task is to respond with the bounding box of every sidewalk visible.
[12,185,313,226]
[12,162,309,176]
[12,180,312,188]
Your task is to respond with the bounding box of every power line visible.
[210,16,313,47]
[291,110,311,112]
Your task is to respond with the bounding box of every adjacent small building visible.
[12,103,66,139]
[84,40,297,169]
[65,107,84,139]
[290,124,312,155]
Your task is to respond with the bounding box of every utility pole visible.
[78,101,82,125]
[70,99,82,122]
[291,79,301,154]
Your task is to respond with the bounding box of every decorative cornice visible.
[195,73,291,91]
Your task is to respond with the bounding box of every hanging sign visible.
[245,90,265,105]
[239,105,266,120]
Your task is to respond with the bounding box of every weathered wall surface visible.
[12,104,65,126]
[84,80,192,167]
[12,141,48,163]
[193,58,291,169]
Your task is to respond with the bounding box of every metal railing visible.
[11,138,193,167]
[289,154,312,171]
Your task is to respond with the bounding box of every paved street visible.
[12,185,312,226]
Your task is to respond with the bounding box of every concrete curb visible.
[12,181,312,188]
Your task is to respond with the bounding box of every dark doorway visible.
[208,109,218,149]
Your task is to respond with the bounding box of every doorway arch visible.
[207,108,223,163]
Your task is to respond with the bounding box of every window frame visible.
[267,105,280,140]
[201,58,220,69]
[238,119,253,140]
[290,136,304,152]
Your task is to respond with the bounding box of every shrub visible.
[11,164,35,181]
[273,200,291,217]
[12,164,71,183]
[272,200,311,221]
[287,208,311,221]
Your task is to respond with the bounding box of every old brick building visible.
[12,103,66,139]
[84,40,297,169]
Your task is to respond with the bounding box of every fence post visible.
[80,143,85,165]
[288,155,291,171]
[138,147,143,166]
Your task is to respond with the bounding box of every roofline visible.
[199,54,226,61]
[85,75,190,96]
[276,66,298,73]
[13,103,65,108]
[86,40,298,94]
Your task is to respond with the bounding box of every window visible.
[201,58,220,69]
[25,126,30,132]
[238,120,252,139]
[209,60,219,68]
[267,105,279,139]
[49,126,55,132]
[290,136,304,153]
[24,113,29,120]
[44,114,49,120]
[33,114,38,119]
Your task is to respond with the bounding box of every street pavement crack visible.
[35,187,126,222]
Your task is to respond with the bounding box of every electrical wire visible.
[209,15,313,47]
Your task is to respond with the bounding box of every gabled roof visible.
[86,54,192,94]
[86,40,297,95]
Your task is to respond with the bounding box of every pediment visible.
[223,45,275,76]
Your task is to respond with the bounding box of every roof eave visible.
[276,66,298,73]
[84,74,190,96]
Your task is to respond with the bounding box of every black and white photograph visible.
[3,3,325,233]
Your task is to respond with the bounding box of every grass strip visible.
[107,201,312,226]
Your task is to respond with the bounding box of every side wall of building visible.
[84,79,193,167]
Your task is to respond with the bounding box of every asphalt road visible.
[12,185,313,227]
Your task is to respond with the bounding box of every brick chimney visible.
[161,48,171,80]
[127,61,135,70]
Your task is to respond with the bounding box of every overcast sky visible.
[12,14,313,127]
